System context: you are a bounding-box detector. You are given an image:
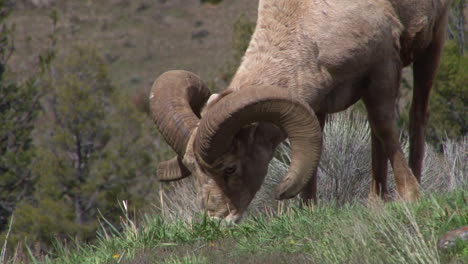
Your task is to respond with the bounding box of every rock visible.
[30,0,56,8]
[437,226,468,250]
[191,29,209,40]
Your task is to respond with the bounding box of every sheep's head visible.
[150,70,322,223]
[185,122,284,222]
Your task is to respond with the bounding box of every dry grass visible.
[155,179,201,223]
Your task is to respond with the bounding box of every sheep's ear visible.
[202,90,234,117]
[157,156,191,181]
[206,93,221,106]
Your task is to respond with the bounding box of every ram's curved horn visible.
[149,70,211,156]
[194,88,322,199]
[149,70,211,181]
[156,156,191,181]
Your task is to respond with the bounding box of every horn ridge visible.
[149,70,211,157]
[157,156,191,181]
[194,87,322,199]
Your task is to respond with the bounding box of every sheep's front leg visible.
[301,112,326,205]
[364,62,420,202]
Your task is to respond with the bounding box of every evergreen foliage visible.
[7,46,162,252]
[447,0,466,55]
[428,40,467,143]
[0,0,40,233]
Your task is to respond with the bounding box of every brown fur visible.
[220,0,450,204]
[167,0,451,222]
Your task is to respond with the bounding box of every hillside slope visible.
[9,0,258,93]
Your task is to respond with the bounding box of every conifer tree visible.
[0,0,40,232]
[428,41,467,144]
[10,46,164,251]
[426,0,467,143]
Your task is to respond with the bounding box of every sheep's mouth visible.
[205,205,228,217]
[205,202,243,223]
[225,212,242,223]
[208,212,242,225]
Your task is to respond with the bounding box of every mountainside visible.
[9,0,259,93]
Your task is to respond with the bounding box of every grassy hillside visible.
[2,111,466,264]
[6,190,466,264]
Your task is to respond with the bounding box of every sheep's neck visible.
[228,0,331,110]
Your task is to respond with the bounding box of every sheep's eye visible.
[224,165,237,175]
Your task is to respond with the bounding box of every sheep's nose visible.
[225,212,242,224]
[206,209,216,216]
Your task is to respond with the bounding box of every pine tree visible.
[426,0,468,143]
[0,0,40,232]
[10,46,164,251]
[428,40,467,144]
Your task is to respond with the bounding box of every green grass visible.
[22,190,466,264]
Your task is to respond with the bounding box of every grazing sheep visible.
[150,0,451,222]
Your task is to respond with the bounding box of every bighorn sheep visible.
[149,0,451,222]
